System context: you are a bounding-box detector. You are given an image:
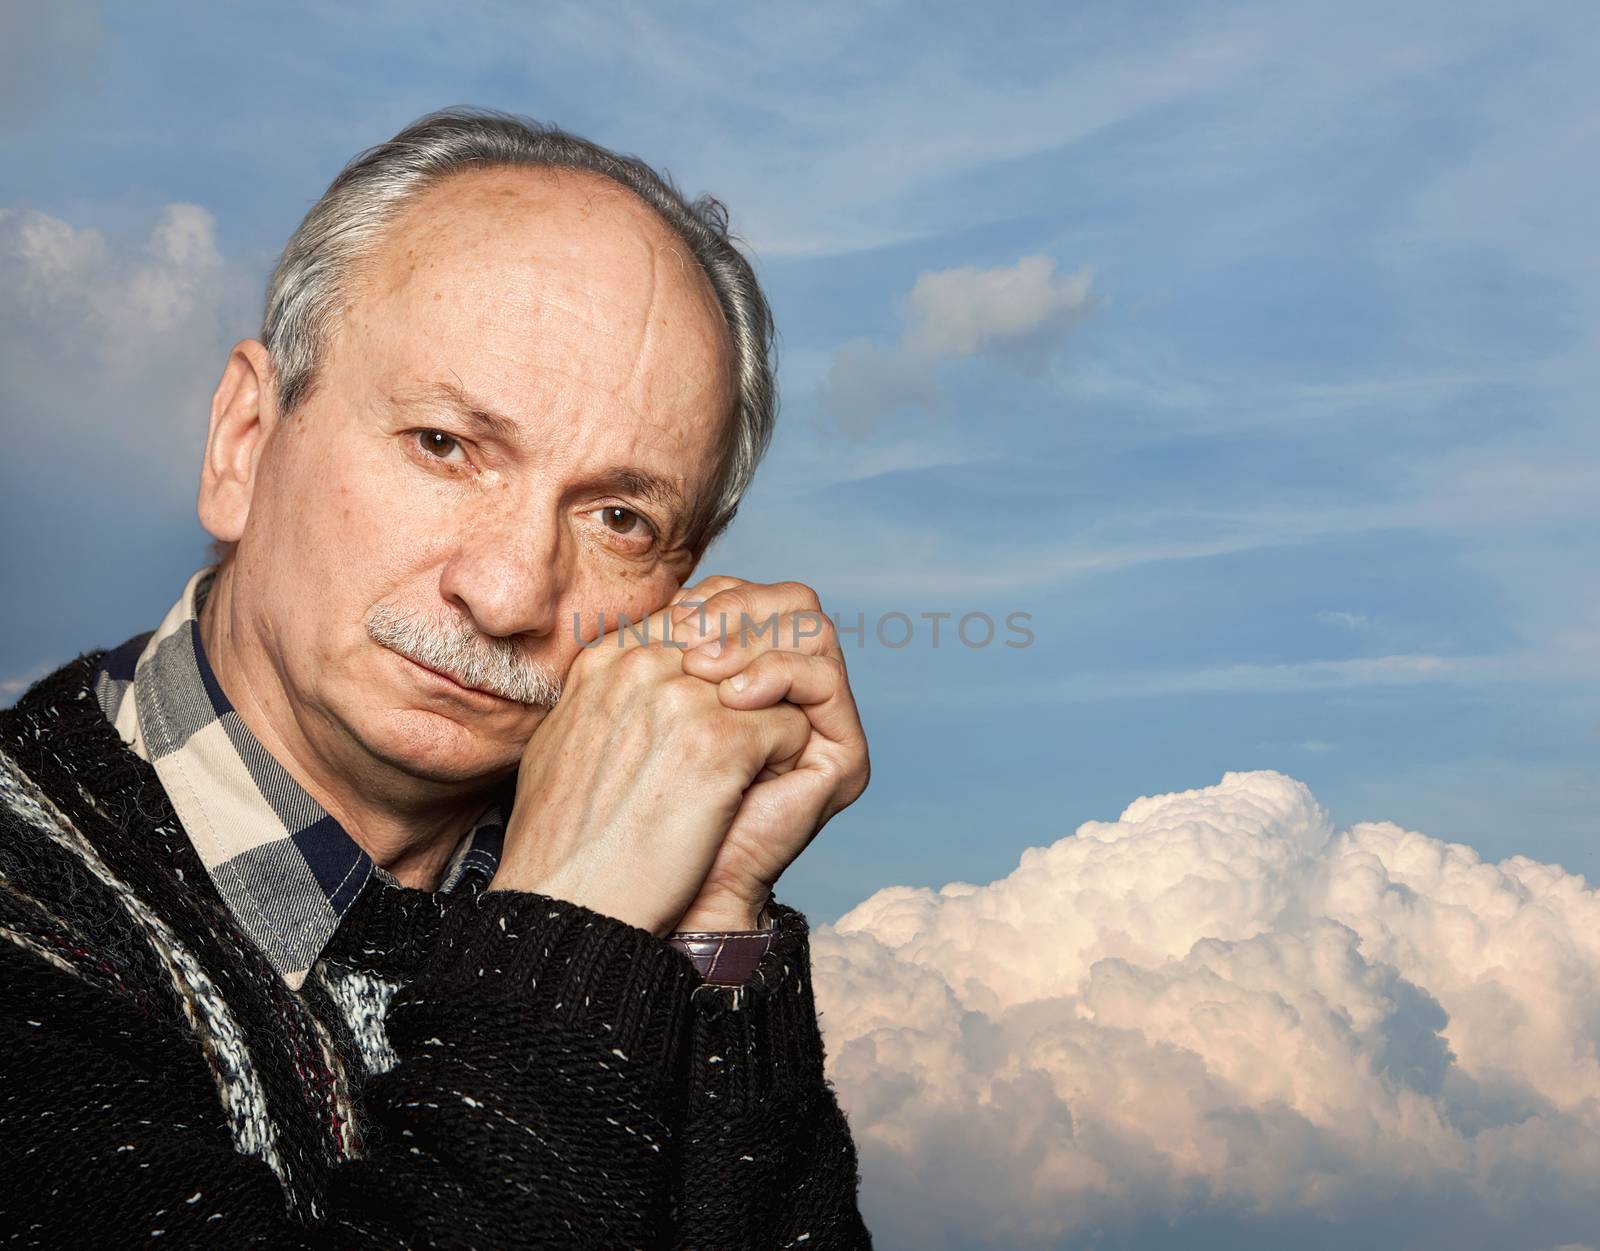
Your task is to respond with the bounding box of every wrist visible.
[485,866,663,936]
[672,891,774,935]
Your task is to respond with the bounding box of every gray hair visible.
[222,106,776,561]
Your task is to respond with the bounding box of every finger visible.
[666,578,752,648]
[574,595,680,654]
[668,574,748,616]
[716,650,865,750]
[740,697,813,775]
[599,579,730,653]
[679,607,836,677]
[673,580,827,651]
[725,757,849,858]
[587,575,746,654]
[671,572,746,605]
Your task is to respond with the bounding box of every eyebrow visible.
[597,467,688,521]
[393,379,525,446]
[391,379,689,522]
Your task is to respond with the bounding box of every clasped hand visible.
[487,576,870,937]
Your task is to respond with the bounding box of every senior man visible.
[0,108,872,1248]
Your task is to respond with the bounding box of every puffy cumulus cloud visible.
[0,202,254,490]
[813,770,1600,1249]
[821,254,1093,434]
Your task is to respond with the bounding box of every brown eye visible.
[592,506,656,548]
[416,430,464,462]
[601,506,645,535]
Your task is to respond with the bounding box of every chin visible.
[356,702,530,786]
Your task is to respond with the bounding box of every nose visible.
[437,506,568,641]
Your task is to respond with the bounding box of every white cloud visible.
[904,255,1094,362]
[813,769,1600,1247]
[820,254,1094,434]
[2,202,224,344]
[0,202,254,490]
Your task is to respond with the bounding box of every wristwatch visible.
[665,896,777,986]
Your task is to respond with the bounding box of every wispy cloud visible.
[869,652,1517,711]
[1314,610,1373,630]
[451,0,1293,258]
[821,254,1095,435]
[1069,652,1505,699]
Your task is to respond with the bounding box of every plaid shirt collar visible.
[94,565,510,990]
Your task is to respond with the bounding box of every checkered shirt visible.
[93,566,509,991]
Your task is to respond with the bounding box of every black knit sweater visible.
[0,652,872,1249]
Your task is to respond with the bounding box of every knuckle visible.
[809,752,849,792]
[566,642,610,684]
[778,580,822,610]
[657,672,707,716]
[611,642,674,689]
[688,575,745,604]
[852,751,872,797]
[822,750,871,813]
[709,585,755,617]
[793,651,841,690]
[787,609,834,649]
[739,610,782,645]
[688,591,734,634]
[615,642,656,671]
[682,706,742,767]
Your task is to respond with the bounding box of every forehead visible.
[335,165,735,481]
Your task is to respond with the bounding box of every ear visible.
[197,340,279,545]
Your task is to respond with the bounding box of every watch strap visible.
[665,900,777,986]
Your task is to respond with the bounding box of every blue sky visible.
[6,3,1600,1246]
[5,1,1595,927]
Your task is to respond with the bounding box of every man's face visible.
[223,167,734,786]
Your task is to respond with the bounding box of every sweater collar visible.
[92,565,510,990]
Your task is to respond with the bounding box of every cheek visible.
[337,436,461,550]
[555,569,679,659]
[263,433,455,607]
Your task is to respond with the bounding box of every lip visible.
[393,650,510,706]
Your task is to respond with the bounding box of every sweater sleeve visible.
[667,900,874,1250]
[0,882,704,1249]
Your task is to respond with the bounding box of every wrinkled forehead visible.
[343,165,735,414]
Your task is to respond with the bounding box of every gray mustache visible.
[364,603,563,707]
